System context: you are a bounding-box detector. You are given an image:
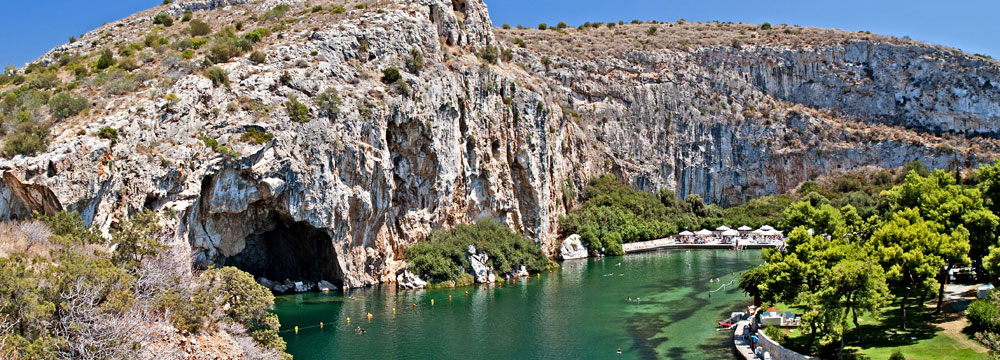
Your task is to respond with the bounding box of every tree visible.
[153,13,174,27]
[780,201,844,238]
[871,208,950,329]
[812,245,890,358]
[285,96,309,122]
[110,210,166,271]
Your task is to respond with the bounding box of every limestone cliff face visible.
[1,0,999,287]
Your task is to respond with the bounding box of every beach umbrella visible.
[760,225,775,231]
[695,229,713,236]
[722,229,739,236]
[751,229,764,235]
[737,225,752,231]
[678,230,694,236]
[715,225,731,231]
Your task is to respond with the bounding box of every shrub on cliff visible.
[381,67,401,83]
[4,119,50,156]
[405,219,551,283]
[478,46,499,64]
[188,19,212,36]
[47,92,88,120]
[208,27,252,63]
[405,47,425,73]
[204,66,229,87]
[285,95,309,122]
[316,88,342,118]
[153,13,174,27]
[95,48,116,70]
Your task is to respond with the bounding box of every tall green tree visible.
[871,208,952,329]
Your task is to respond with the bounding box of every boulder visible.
[560,234,588,260]
[515,265,529,277]
[396,270,427,289]
[257,277,279,291]
[317,280,336,292]
[467,245,493,283]
[294,281,314,292]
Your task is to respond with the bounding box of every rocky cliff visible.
[1,0,998,288]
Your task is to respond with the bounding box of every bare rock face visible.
[1,0,999,289]
[559,234,588,260]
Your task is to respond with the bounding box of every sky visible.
[0,0,997,68]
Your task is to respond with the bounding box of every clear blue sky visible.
[1,0,997,68]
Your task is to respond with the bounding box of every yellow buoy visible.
[392,307,396,314]
[431,299,435,306]
[347,317,351,323]
[537,273,540,278]
[320,322,324,329]
[367,312,373,320]
[294,326,299,334]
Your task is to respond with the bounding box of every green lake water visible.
[272,249,763,359]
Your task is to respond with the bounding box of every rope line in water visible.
[708,277,739,294]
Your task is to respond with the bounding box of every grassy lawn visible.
[768,293,988,359]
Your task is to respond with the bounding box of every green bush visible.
[117,57,140,71]
[556,21,567,29]
[47,93,88,120]
[761,22,772,30]
[249,50,266,64]
[188,19,212,36]
[208,27,252,63]
[96,126,119,143]
[182,10,193,22]
[204,267,286,352]
[243,27,271,43]
[405,219,551,283]
[4,120,49,156]
[262,4,290,21]
[969,294,1000,332]
[478,46,499,64]
[96,49,116,70]
[647,26,657,35]
[331,5,346,14]
[285,95,309,122]
[240,128,274,144]
[559,175,682,255]
[153,13,174,27]
[26,72,60,90]
[511,37,526,48]
[315,88,342,118]
[204,66,229,87]
[199,133,239,159]
[406,47,425,73]
[538,23,547,30]
[381,67,401,83]
[764,325,787,342]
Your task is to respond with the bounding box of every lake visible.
[272,249,764,359]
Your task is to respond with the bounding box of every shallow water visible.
[272,249,763,359]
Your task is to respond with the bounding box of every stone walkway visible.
[733,318,757,360]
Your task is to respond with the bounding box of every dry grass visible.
[0,220,54,258]
[496,20,961,60]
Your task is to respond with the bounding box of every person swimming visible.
[617,348,622,355]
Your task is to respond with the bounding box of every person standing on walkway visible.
[751,334,759,352]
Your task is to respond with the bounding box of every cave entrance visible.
[220,217,343,290]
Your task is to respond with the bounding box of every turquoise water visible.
[272,249,763,359]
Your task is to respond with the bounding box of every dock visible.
[622,238,784,253]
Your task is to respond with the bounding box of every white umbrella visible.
[695,229,713,236]
[722,229,739,236]
[763,229,783,236]
[751,229,764,235]
[737,225,752,231]
[760,225,775,231]
[716,225,731,231]
[678,230,694,236]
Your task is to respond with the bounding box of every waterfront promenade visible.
[622,237,784,253]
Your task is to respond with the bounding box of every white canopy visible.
[695,229,714,236]
[721,229,740,236]
[762,229,782,236]
[678,230,694,236]
[760,225,775,231]
[716,225,731,231]
[737,225,753,231]
[751,229,764,234]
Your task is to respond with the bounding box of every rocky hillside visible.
[1,0,998,289]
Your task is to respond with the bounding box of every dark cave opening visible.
[220,217,343,290]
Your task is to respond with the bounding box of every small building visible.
[979,284,995,299]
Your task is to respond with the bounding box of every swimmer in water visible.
[627,296,632,302]
[617,348,622,355]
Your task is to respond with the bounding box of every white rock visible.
[560,234,589,260]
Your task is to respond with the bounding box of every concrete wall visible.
[755,329,817,360]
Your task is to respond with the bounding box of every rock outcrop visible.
[396,270,427,289]
[1,0,999,288]
[559,234,588,260]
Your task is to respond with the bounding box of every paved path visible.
[733,318,757,360]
